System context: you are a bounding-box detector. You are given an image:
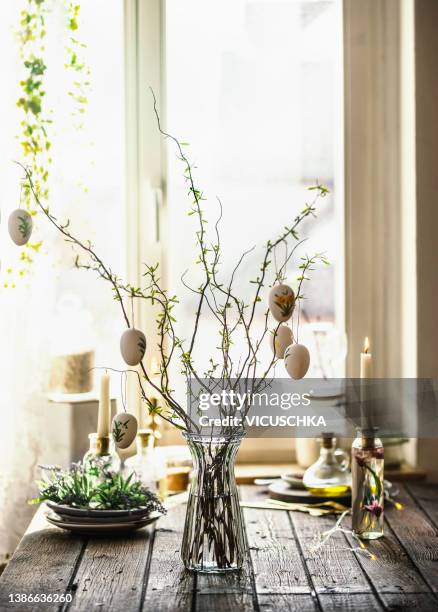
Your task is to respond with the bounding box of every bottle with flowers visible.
[351,428,384,539]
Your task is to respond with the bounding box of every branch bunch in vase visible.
[17,95,328,571]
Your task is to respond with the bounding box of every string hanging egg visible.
[111,412,138,449]
[268,284,295,322]
[120,328,146,366]
[8,209,33,245]
[270,324,294,359]
[284,343,310,379]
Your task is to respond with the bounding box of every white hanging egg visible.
[8,209,33,245]
[120,328,146,366]
[284,343,310,379]
[111,412,138,449]
[268,284,295,322]
[270,325,294,359]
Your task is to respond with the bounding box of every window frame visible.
[123,0,413,460]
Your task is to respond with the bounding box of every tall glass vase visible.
[181,432,246,573]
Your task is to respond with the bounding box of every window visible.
[165,0,345,394]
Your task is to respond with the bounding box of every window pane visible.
[166,0,344,385]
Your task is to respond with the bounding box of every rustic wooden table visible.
[0,483,437,611]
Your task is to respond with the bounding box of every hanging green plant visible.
[64,2,91,129]
[6,0,90,287]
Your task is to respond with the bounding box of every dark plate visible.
[46,502,153,519]
[45,511,160,535]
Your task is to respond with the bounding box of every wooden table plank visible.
[257,593,319,611]
[241,487,311,595]
[289,510,373,595]
[142,503,194,612]
[380,592,438,611]
[1,485,438,611]
[0,506,84,612]
[343,516,432,595]
[67,530,153,612]
[318,593,383,611]
[382,593,438,612]
[383,484,438,594]
[406,482,438,529]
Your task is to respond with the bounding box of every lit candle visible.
[360,337,373,378]
[97,372,111,437]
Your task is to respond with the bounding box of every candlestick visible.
[97,372,111,437]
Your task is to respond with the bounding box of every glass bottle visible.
[351,428,384,539]
[302,433,351,496]
[83,433,121,482]
[124,429,157,492]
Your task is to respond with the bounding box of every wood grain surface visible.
[0,485,437,611]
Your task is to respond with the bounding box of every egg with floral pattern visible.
[270,325,294,359]
[120,328,146,366]
[268,284,295,322]
[111,412,138,449]
[8,209,33,246]
[284,343,310,379]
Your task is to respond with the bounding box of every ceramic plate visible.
[281,473,306,489]
[46,502,153,519]
[45,511,160,535]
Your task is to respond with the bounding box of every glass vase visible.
[351,429,384,539]
[181,432,246,573]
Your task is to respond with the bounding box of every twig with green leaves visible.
[18,94,328,432]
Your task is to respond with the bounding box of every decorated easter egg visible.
[8,209,33,245]
[270,324,294,359]
[111,412,138,449]
[268,284,295,322]
[284,343,310,379]
[120,328,146,366]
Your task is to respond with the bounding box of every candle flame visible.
[394,501,403,511]
[364,337,370,354]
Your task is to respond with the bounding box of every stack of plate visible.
[45,502,160,535]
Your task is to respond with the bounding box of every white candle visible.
[97,372,111,437]
[360,337,373,378]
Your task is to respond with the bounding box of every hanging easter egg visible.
[270,324,294,359]
[120,328,146,366]
[8,209,33,246]
[284,343,310,379]
[268,284,295,322]
[111,412,138,449]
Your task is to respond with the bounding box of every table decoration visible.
[111,371,138,449]
[111,412,138,449]
[31,463,165,535]
[302,432,351,497]
[16,93,328,572]
[351,428,384,539]
[83,433,121,478]
[270,323,294,358]
[44,512,159,535]
[8,208,33,246]
[124,430,158,491]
